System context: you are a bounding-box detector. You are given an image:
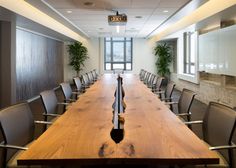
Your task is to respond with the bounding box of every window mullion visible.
[111,38,113,70]
[188,32,191,74]
[124,38,126,70]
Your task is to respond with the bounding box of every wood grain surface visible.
[18,74,219,166]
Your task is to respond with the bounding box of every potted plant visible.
[154,43,173,78]
[68,41,88,76]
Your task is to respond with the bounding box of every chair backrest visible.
[144,72,151,83]
[148,74,155,86]
[165,81,176,99]
[178,89,196,115]
[152,75,157,85]
[203,102,236,165]
[93,69,98,78]
[40,90,58,115]
[60,83,73,100]
[73,77,82,91]
[143,71,148,80]
[141,70,147,80]
[0,103,34,163]
[91,70,95,78]
[155,77,164,91]
[203,102,236,147]
[139,69,145,78]
[147,73,152,82]
[82,74,89,86]
[91,71,96,81]
[139,69,143,76]
[87,72,94,83]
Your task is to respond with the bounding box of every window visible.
[104,37,133,70]
[183,32,197,75]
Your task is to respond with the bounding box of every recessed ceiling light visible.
[163,10,169,13]
[83,2,95,7]
[66,10,72,13]
[135,16,142,19]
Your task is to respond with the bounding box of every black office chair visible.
[140,70,147,81]
[185,102,236,168]
[165,88,196,122]
[91,70,97,82]
[147,74,156,88]
[40,90,67,123]
[156,81,176,100]
[141,71,148,82]
[147,73,153,86]
[60,82,79,103]
[139,69,144,80]
[0,102,51,168]
[152,77,164,95]
[81,74,90,88]
[73,77,85,93]
[144,72,151,85]
[86,72,94,85]
[92,69,99,80]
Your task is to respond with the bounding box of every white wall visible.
[82,38,100,74]
[132,38,156,74]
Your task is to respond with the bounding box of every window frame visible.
[183,32,196,75]
[104,37,133,71]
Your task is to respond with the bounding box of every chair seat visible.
[7,141,42,168]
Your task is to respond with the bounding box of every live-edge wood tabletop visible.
[18,74,219,166]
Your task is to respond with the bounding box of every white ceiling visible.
[37,0,191,38]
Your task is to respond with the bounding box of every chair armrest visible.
[165,102,178,105]
[184,120,203,125]
[82,84,90,88]
[209,145,236,150]
[161,97,172,101]
[176,112,191,116]
[0,144,28,150]
[161,97,173,101]
[65,99,76,102]
[57,102,70,106]
[72,91,80,95]
[34,120,53,125]
[42,113,61,117]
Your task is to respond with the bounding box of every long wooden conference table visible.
[18,74,219,166]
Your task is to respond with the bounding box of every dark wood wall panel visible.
[16,29,63,101]
[0,21,15,108]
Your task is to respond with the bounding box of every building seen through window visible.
[104,37,133,70]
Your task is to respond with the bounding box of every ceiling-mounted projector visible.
[108,11,127,26]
